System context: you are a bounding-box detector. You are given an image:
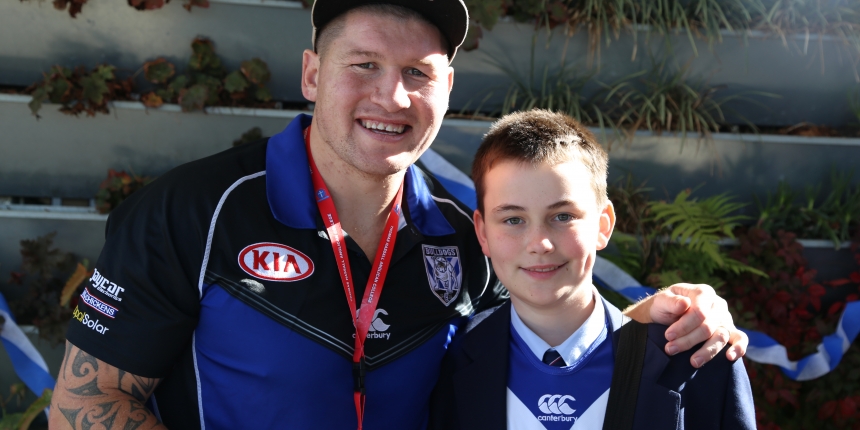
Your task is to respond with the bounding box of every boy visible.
[429,110,755,429]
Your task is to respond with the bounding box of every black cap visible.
[311,0,469,62]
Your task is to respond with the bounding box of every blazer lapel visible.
[452,301,511,430]
[633,324,682,429]
[603,296,680,429]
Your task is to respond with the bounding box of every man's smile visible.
[359,119,408,134]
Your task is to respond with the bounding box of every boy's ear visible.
[596,201,616,251]
[473,209,491,257]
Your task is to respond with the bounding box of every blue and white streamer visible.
[0,292,56,395]
[420,147,860,381]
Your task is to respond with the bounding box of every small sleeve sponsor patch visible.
[80,288,119,318]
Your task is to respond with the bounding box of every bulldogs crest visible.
[422,245,462,306]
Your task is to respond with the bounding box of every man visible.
[50,1,747,429]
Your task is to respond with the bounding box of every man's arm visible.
[49,341,167,430]
[623,283,748,368]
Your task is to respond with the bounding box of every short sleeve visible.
[66,169,209,378]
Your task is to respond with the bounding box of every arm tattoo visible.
[54,344,165,429]
[71,348,99,379]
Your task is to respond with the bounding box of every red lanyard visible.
[304,126,404,430]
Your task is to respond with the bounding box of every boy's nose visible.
[526,228,554,254]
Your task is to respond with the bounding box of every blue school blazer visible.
[428,298,756,430]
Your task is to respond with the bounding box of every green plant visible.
[756,0,860,57]
[6,233,88,345]
[756,171,860,248]
[26,65,134,118]
[725,227,860,429]
[95,169,154,214]
[601,63,773,142]
[233,127,264,147]
[140,38,274,112]
[0,385,52,430]
[600,184,764,290]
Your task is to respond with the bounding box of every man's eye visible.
[555,213,572,222]
[406,68,426,77]
[504,218,523,225]
[355,63,374,69]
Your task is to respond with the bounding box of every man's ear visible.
[473,209,491,257]
[596,201,616,250]
[301,49,320,102]
[446,66,454,95]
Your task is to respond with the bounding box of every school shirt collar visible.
[510,287,607,366]
[266,114,455,236]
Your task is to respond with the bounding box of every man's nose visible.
[370,71,411,112]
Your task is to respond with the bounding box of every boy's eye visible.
[503,217,523,225]
[554,213,573,222]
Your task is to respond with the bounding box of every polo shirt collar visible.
[266,114,455,237]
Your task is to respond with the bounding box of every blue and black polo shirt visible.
[66,114,508,429]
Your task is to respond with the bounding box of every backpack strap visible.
[602,316,648,430]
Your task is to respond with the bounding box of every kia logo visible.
[238,243,315,282]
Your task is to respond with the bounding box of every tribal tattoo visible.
[51,343,166,430]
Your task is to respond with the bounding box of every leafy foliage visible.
[0,385,51,430]
[140,39,274,111]
[601,183,762,291]
[26,65,134,118]
[6,233,88,345]
[460,0,860,65]
[49,0,88,18]
[725,227,860,429]
[757,171,860,248]
[602,172,860,429]
[233,127,264,147]
[27,38,276,114]
[600,63,776,140]
[95,169,153,214]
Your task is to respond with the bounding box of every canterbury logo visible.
[353,308,391,340]
[538,395,576,415]
[367,309,390,332]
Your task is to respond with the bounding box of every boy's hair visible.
[472,109,609,213]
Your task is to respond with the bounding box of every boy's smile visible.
[474,158,615,319]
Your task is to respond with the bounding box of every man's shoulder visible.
[105,138,270,236]
[410,163,475,230]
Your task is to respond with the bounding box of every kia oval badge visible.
[238,243,315,282]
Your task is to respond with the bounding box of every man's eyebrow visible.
[343,49,383,59]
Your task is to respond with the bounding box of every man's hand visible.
[623,283,748,368]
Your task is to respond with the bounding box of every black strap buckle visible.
[352,359,366,395]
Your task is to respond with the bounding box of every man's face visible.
[474,158,615,311]
[301,10,454,177]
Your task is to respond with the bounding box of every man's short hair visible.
[471,109,609,213]
[314,4,449,60]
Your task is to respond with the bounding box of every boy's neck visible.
[510,285,596,348]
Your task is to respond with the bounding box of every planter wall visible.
[3,93,859,203]
[3,1,859,127]
[0,94,296,198]
[0,208,107,302]
[451,22,860,127]
[1,0,311,105]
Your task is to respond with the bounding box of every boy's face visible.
[474,157,615,310]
